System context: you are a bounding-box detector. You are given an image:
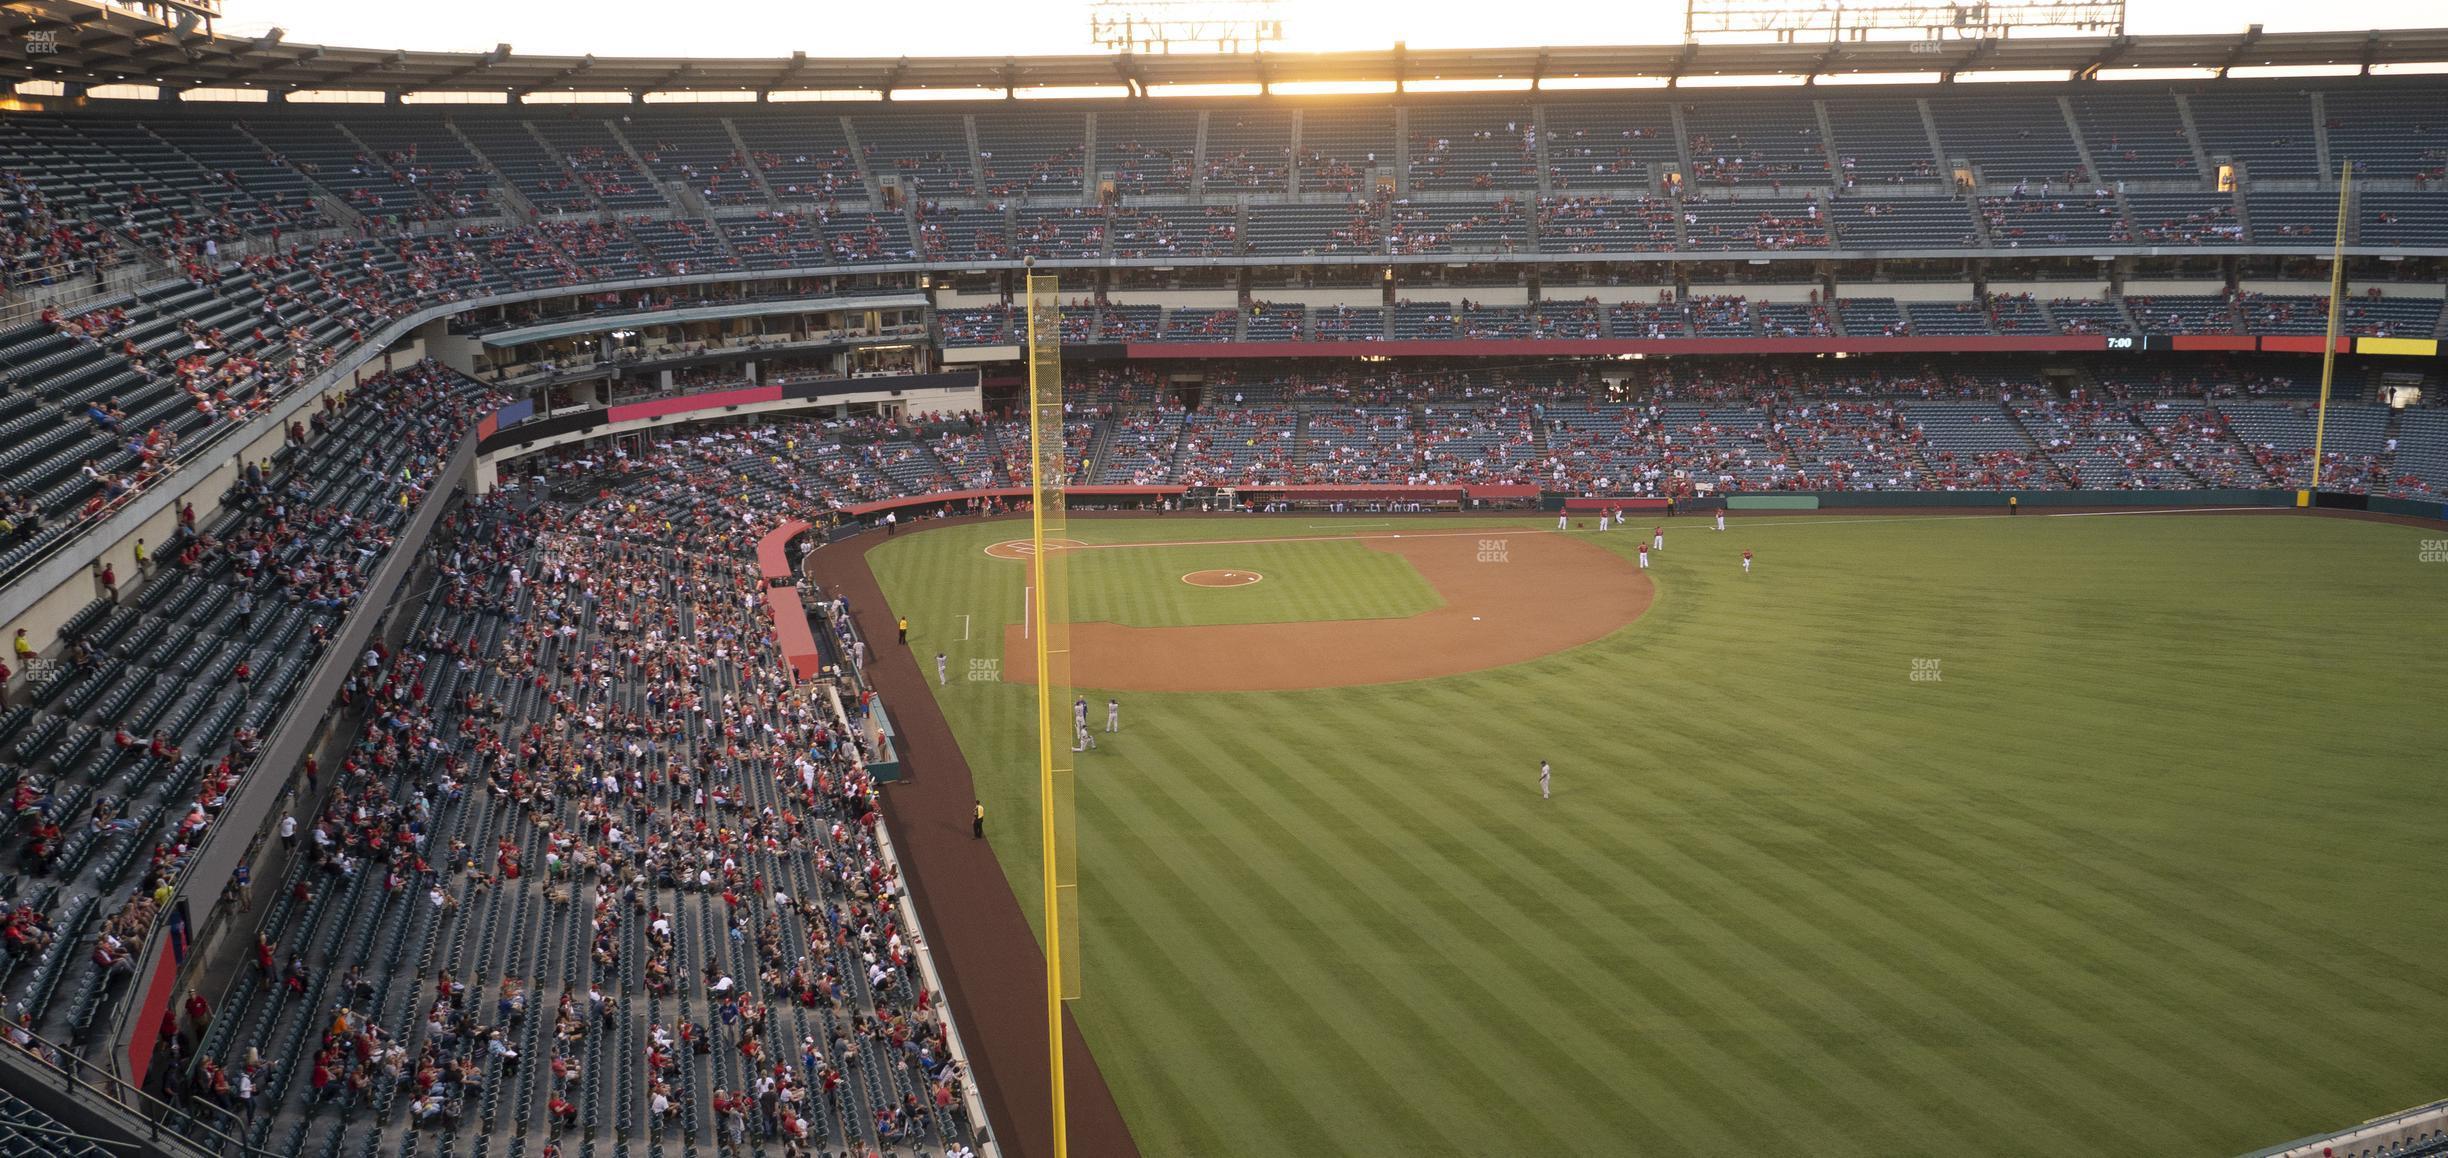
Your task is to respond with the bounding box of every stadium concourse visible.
[1,8,2447,1157]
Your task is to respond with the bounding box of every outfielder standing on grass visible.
[1540,760,1551,800]
[1743,549,1753,574]
[1715,510,1726,532]
[936,652,948,686]
[1106,698,1120,733]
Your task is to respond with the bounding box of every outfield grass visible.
[867,513,2448,1157]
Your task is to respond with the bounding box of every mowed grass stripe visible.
[1170,717,1691,1152]
[1625,536,2408,1131]
[1657,676,2306,1123]
[1336,658,1994,1142]
[865,514,2448,1156]
[1081,730,1487,1154]
[1271,686,1873,1151]
[1799,803,2341,1140]
[1064,810,1355,1153]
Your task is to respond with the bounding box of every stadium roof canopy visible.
[8,0,2448,98]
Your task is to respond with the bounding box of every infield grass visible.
[866,512,2448,1157]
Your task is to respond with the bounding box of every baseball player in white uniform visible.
[1637,544,1650,569]
[936,652,948,685]
[1105,698,1120,733]
[1714,510,1726,532]
[1557,513,1568,531]
[1539,760,1551,799]
[1652,527,1664,552]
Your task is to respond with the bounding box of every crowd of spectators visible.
[176,419,984,1153]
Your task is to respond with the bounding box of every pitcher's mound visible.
[1182,569,1264,588]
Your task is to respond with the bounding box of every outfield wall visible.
[1812,489,2299,510]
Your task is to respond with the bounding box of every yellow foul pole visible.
[1023,264,1076,1158]
[2309,160,2352,494]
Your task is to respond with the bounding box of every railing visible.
[806,593,1002,1158]
[0,1019,279,1158]
[0,333,345,598]
[2239,1097,2448,1158]
[0,252,172,329]
[107,433,478,1067]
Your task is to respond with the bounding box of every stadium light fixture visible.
[1269,80,1398,95]
[1538,75,1671,90]
[1954,68,2074,82]
[1014,85,1133,99]
[1681,72,1809,86]
[2096,67,2218,81]
[1816,70,1942,85]
[891,87,1003,101]
[1143,82,1264,96]
[2227,64,2360,78]
[1405,77,1535,93]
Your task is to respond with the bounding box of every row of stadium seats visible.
[189,421,985,1158]
[0,362,500,1076]
[8,78,2446,289]
[937,294,2448,344]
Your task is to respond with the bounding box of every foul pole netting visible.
[2307,159,2352,498]
[1024,267,1079,1155]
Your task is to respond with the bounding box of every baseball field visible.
[862,510,2448,1157]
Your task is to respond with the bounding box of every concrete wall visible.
[1989,280,2112,299]
[2352,280,2445,300]
[932,286,1008,308]
[1838,283,1973,303]
[1396,286,1529,306]
[420,319,487,375]
[2125,279,2229,296]
[1254,288,1383,308]
[941,344,1019,364]
[1690,283,1819,302]
[472,383,983,489]
[1104,289,1239,308]
[1545,284,1676,304]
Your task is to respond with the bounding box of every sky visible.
[209,0,2446,60]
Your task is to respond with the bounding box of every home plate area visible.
[1181,569,1265,587]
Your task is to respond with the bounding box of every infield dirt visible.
[999,527,1653,692]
